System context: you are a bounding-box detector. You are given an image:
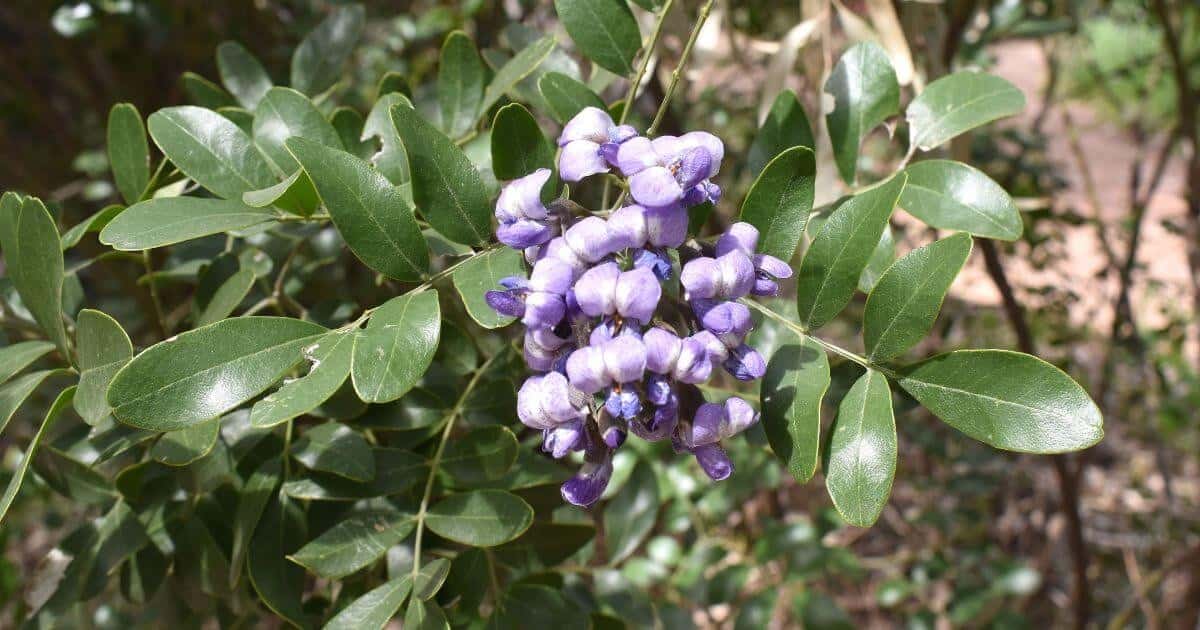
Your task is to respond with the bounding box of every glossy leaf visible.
[0,370,67,435]
[412,558,452,600]
[242,169,321,216]
[61,205,124,250]
[438,31,486,139]
[824,42,899,184]
[0,195,69,356]
[762,338,830,483]
[251,329,354,428]
[425,489,534,547]
[491,103,555,180]
[195,268,254,327]
[229,458,281,587]
[107,103,150,204]
[900,159,1022,241]
[739,146,816,261]
[481,35,556,114]
[391,104,492,246]
[538,71,605,123]
[898,350,1104,453]
[290,4,365,96]
[181,72,237,109]
[108,317,326,431]
[248,493,308,628]
[554,0,640,75]
[254,87,342,175]
[288,136,429,281]
[331,106,374,160]
[289,511,413,579]
[452,247,526,329]
[99,197,275,251]
[363,93,414,185]
[74,310,133,425]
[32,446,117,505]
[907,72,1025,151]
[747,89,815,175]
[0,340,55,387]
[441,425,519,485]
[293,422,375,481]
[796,174,905,330]
[864,233,972,362]
[283,448,427,500]
[150,415,220,466]
[404,597,448,630]
[0,386,74,524]
[324,575,413,630]
[351,291,440,403]
[826,370,895,527]
[217,41,273,110]
[605,459,659,564]
[857,225,894,293]
[147,106,274,199]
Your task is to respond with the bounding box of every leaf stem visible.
[740,298,898,379]
[620,0,675,126]
[647,0,716,136]
[410,349,503,584]
[141,250,168,338]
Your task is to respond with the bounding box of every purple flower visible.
[565,334,647,394]
[495,169,556,249]
[616,132,724,208]
[685,397,759,446]
[692,300,753,348]
[561,447,614,507]
[680,250,755,301]
[691,443,733,481]
[557,107,638,182]
[517,372,587,431]
[544,217,616,275]
[607,204,689,250]
[715,222,793,296]
[573,263,662,325]
[643,327,713,384]
[485,257,573,329]
[543,421,586,458]
[524,327,571,372]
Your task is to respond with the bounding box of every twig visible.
[647,0,716,136]
[141,250,168,338]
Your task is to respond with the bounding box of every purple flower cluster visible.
[486,107,790,507]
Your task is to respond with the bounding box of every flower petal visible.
[616,136,659,176]
[629,167,684,208]
[559,107,613,145]
[558,140,609,182]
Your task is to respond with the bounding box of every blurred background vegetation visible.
[2,0,1199,627]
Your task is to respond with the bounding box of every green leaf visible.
[108,317,326,431]
[99,197,275,251]
[254,86,343,174]
[150,415,220,465]
[376,71,410,99]
[442,426,519,485]
[181,72,237,109]
[293,422,374,481]
[217,41,273,110]
[748,89,815,175]
[906,72,1025,151]
[824,42,899,184]
[363,93,414,185]
[324,575,413,630]
[739,146,816,261]
[251,330,354,428]
[288,136,429,281]
[452,247,526,329]
[554,0,640,75]
[230,457,281,588]
[248,493,309,628]
[243,169,321,216]
[147,106,274,199]
[900,159,1022,241]
[482,36,557,114]
[0,195,69,356]
[0,340,55,387]
[351,292,440,403]
[495,521,594,566]
[825,370,895,527]
[864,233,972,362]
[195,268,255,327]
[0,386,73,524]
[538,72,605,123]
[488,583,575,629]
[413,557,452,600]
[107,103,150,204]
[857,225,894,293]
[795,174,905,330]
[404,597,449,630]
[74,310,133,425]
[289,511,413,579]
[898,350,1104,453]
[0,370,68,435]
[491,104,555,180]
[290,4,365,96]
[61,205,124,250]
[605,459,659,564]
[425,489,534,547]
[331,106,375,160]
[391,105,492,246]
[438,31,486,139]
[761,338,830,483]
[283,448,427,500]
[32,446,117,505]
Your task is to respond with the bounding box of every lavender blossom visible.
[495,169,556,249]
[557,107,637,182]
[715,222,793,296]
[616,132,724,208]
